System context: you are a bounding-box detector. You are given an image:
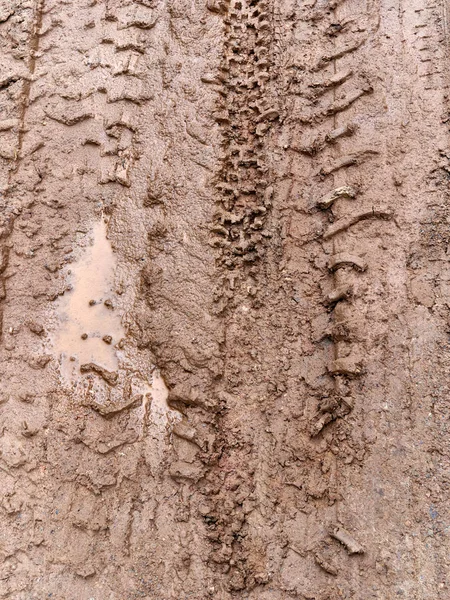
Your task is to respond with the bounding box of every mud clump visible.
[80,362,119,386]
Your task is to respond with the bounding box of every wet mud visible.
[0,0,450,599]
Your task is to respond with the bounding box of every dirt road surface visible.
[0,0,450,598]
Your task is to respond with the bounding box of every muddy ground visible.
[0,0,450,598]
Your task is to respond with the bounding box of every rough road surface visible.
[0,0,450,598]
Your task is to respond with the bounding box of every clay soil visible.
[1,0,450,598]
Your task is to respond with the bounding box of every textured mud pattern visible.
[1,0,450,598]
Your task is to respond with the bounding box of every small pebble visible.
[81,333,88,340]
[28,321,45,336]
[103,335,112,344]
[89,299,96,306]
[104,299,114,310]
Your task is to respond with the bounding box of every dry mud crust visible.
[0,0,450,599]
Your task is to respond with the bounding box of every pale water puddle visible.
[53,217,176,427]
[54,217,124,378]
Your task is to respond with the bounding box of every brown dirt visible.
[0,0,450,598]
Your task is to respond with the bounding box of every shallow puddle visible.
[54,217,124,379]
[139,369,180,428]
[52,218,179,430]
[150,369,177,426]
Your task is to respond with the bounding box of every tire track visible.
[0,0,43,340]
[264,0,450,597]
[0,1,222,597]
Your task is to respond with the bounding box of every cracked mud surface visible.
[1,0,450,598]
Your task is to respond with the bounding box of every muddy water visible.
[53,217,124,379]
[149,369,175,426]
[52,218,178,429]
